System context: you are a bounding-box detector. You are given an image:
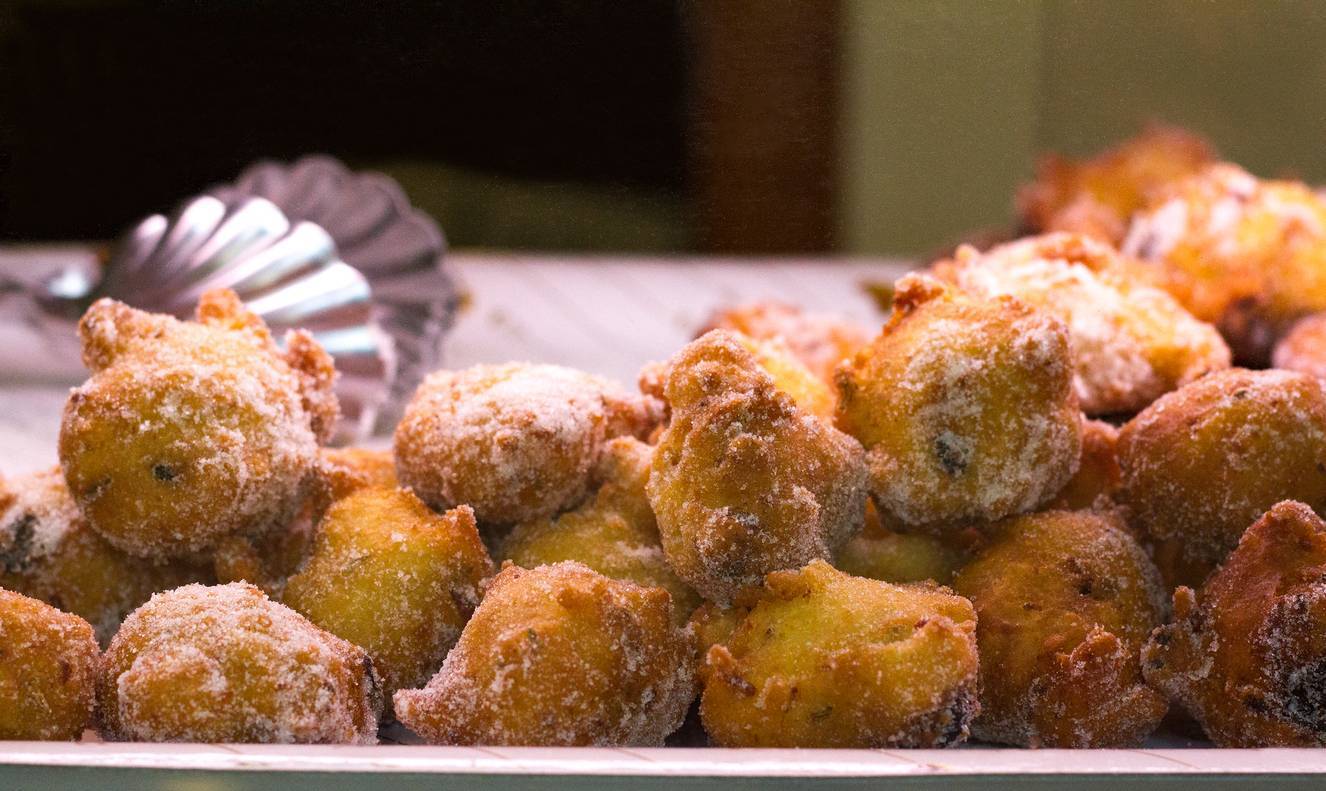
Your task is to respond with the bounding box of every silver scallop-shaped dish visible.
[210,156,461,423]
[37,194,395,441]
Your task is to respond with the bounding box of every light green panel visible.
[839,0,1326,255]
[839,0,1045,256]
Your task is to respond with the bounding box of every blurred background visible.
[3,0,1325,257]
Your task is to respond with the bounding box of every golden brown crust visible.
[701,301,872,385]
[952,510,1168,747]
[1122,163,1326,365]
[0,588,99,740]
[60,290,331,559]
[1017,124,1216,244]
[283,491,492,703]
[836,275,1082,533]
[0,467,213,645]
[934,233,1230,415]
[99,582,382,744]
[1142,500,1326,746]
[499,437,700,623]
[394,363,663,526]
[647,331,867,603]
[1118,368,1326,588]
[1048,418,1123,511]
[393,562,695,746]
[698,560,979,748]
[1273,312,1326,379]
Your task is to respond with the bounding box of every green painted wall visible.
[839,0,1326,255]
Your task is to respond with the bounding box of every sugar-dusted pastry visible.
[1018,124,1216,244]
[953,509,1168,747]
[500,437,700,623]
[701,301,872,385]
[283,491,492,702]
[934,232,1229,414]
[0,467,211,644]
[1143,501,1326,746]
[0,588,99,740]
[395,363,662,527]
[1048,418,1123,511]
[836,275,1081,533]
[99,583,382,744]
[648,330,867,603]
[1118,368,1326,588]
[60,290,336,559]
[1123,163,1326,364]
[394,562,694,746]
[699,560,979,748]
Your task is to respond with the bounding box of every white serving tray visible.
[1,248,1324,787]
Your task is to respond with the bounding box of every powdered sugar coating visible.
[836,275,1081,532]
[395,363,663,527]
[393,562,695,746]
[1117,368,1326,588]
[59,291,335,559]
[0,588,100,740]
[99,582,382,744]
[701,301,872,385]
[0,467,212,644]
[1142,500,1326,746]
[1122,163,1326,364]
[647,331,868,604]
[936,232,1230,414]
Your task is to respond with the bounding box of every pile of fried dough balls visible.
[9,127,1326,750]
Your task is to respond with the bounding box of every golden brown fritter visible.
[0,588,99,740]
[699,559,979,748]
[836,275,1082,533]
[283,490,493,702]
[499,437,700,623]
[59,290,336,559]
[310,446,398,518]
[393,562,694,746]
[99,582,382,744]
[1118,368,1326,588]
[934,233,1230,415]
[1273,312,1326,380]
[395,363,663,527]
[1018,124,1216,244]
[701,301,872,385]
[647,331,867,603]
[1143,500,1326,746]
[952,510,1168,747]
[210,514,314,599]
[1048,418,1123,511]
[1122,163,1326,364]
[0,467,212,645]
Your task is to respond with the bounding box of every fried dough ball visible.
[700,559,979,748]
[1017,124,1216,244]
[395,363,663,526]
[701,301,872,385]
[1122,163,1326,364]
[1048,419,1123,511]
[211,514,314,598]
[836,275,1082,532]
[1117,368,1326,588]
[500,437,700,623]
[835,530,964,585]
[0,588,99,740]
[1143,500,1326,746]
[934,233,1230,415]
[394,562,694,746]
[311,446,398,517]
[647,331,867,603]
[59,290,337,559]
[952,510,1168,747]
[99,582,382,744]
[0,467,211,645]
[1273,312,1326,380]
[283,491,492,701]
